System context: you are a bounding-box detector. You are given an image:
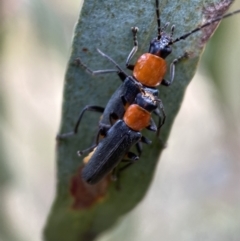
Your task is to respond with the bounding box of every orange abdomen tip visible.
[133,53,167,87]
[123,104,151,131]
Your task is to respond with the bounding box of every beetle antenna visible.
[170,9,240,44]
[156,0,161,39]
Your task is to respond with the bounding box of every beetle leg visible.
[75,58,119,75]
[140,136,152,145]
[96,48,129,79]
[146,118,157,132]
[161,52,189,86]
[77,123,111,157]
[156,99,166,136]
[77,143,97,157]
[57,105,104,139]
[135,142,142,157]
[126,26,139,70]
[126,151,139,161]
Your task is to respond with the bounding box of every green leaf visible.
[44,0,235,240]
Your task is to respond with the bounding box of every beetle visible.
[81,91,158,184]
[59,0,240,142]
[58,1,240,183]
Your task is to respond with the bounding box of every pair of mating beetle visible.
[58,0,240,184]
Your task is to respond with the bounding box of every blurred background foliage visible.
[0,0,239,241]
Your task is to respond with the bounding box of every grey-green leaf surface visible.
[44,0,234,240]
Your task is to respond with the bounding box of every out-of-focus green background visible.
[0,1,240,241]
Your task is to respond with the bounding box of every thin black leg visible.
[126,27,139,70]
[57,105,104,139]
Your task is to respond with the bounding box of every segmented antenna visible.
[171,9,240,44]
[156,0,161,39]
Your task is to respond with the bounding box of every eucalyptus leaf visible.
[44,0,234,240]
